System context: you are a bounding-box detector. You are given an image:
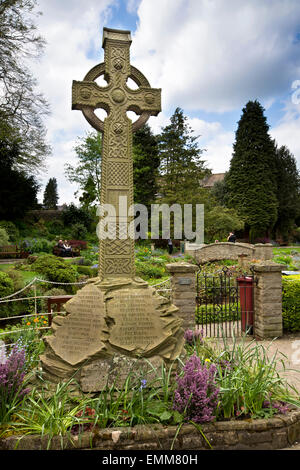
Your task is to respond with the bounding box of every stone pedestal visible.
[253,243,273,261]
[40,277,184,391]
[166,262,198,331]
[252,262,285,340]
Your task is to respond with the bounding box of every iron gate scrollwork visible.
[196,266,255,337]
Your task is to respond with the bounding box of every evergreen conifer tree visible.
[225,100,278,241]
[43,177,58,210]
[158,107,209,206]
[273,145,300,240]
[133,124,160,208]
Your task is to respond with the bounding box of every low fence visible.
[0,276,172,350]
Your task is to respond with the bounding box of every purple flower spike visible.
[173,354,219,424]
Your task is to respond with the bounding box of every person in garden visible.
[63,240,73,256]
[227,232,236,243]
[167,238,173,254]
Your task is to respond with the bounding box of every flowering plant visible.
[173,354,219,424]
[0,344,30,425]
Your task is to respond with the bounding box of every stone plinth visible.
[40,277,184,391]
[252,262,285,340]
[166,262,198,331]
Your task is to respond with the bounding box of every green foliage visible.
[0,161,40,221]
[225,100,278,240]
[0,221,19,241]
[282,278,300,332]
[30,255,79,291]
[0,0,51,174]
[62,204,93,231]
[20,237,55,254]
[133,124,160,208]
[204,206,244,243]
[0,271,14,298]
[273,145,300,241]
[43,178,59,210]
[158,107,209,206]
[65,131,102,206]
[70,223,88,240]
[0,227,9,246]
[186,333,299,420]
[135,260,165,279]
[45,219,65,235]
[76,265,98,278]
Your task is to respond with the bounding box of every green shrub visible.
[20,238,55,254]
[70,223,88,240]
[5,268,24,292]
[0,221,19,242]
[282,278,300,332]
[0,227,9,246]
[135,260,165,279]
[30,255,79,292]
[62,203,93,230]
[76,266,98,277]
[0,272,14,298]
[46,219,65,235]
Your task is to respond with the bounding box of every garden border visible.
[1,408,300,450]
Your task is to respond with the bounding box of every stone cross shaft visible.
[72,28,161,280]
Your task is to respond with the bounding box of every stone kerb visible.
[2,408,300,450]
[251,261,285,340]
[191,242,273,264]
[166,262,198,331]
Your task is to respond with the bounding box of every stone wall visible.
[187,242,273,264]
[1,408,300,450]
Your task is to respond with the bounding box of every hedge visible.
[282,278,300,332]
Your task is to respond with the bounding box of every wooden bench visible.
[0,245,20,259]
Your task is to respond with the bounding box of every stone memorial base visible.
[39,277,184,392]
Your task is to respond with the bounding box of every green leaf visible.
[159,411,172,421]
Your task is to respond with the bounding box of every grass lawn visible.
[272,247,300,256]
[0,263,39,284]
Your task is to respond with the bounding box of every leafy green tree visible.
[0,0,51,174]
[43,178,59,210]
[157,107,210,206]
[0,227,10,246]
[133,124,160,208]
[225,100,278,241]
[204,206,244,243]
[66,126,160,210]
[62,203,93,232]
[0,142,39,220]
[273,145,300,241]
[65,131,102,206]
[210,177,229,207]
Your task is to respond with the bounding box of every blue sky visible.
[31,0,300,204]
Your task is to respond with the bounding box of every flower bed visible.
[1,409,300,450]
[0,330,299,450]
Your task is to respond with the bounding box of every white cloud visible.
[270,100,300,166]
[31,0,116,203]
[29,0,300,203]
[131,0,300,113]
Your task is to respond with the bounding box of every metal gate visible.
[196,267,255,338]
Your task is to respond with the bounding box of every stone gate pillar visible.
[166,262,198,331]
[252,262,285,340]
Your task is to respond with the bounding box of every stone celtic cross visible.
[72,28,161,280]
